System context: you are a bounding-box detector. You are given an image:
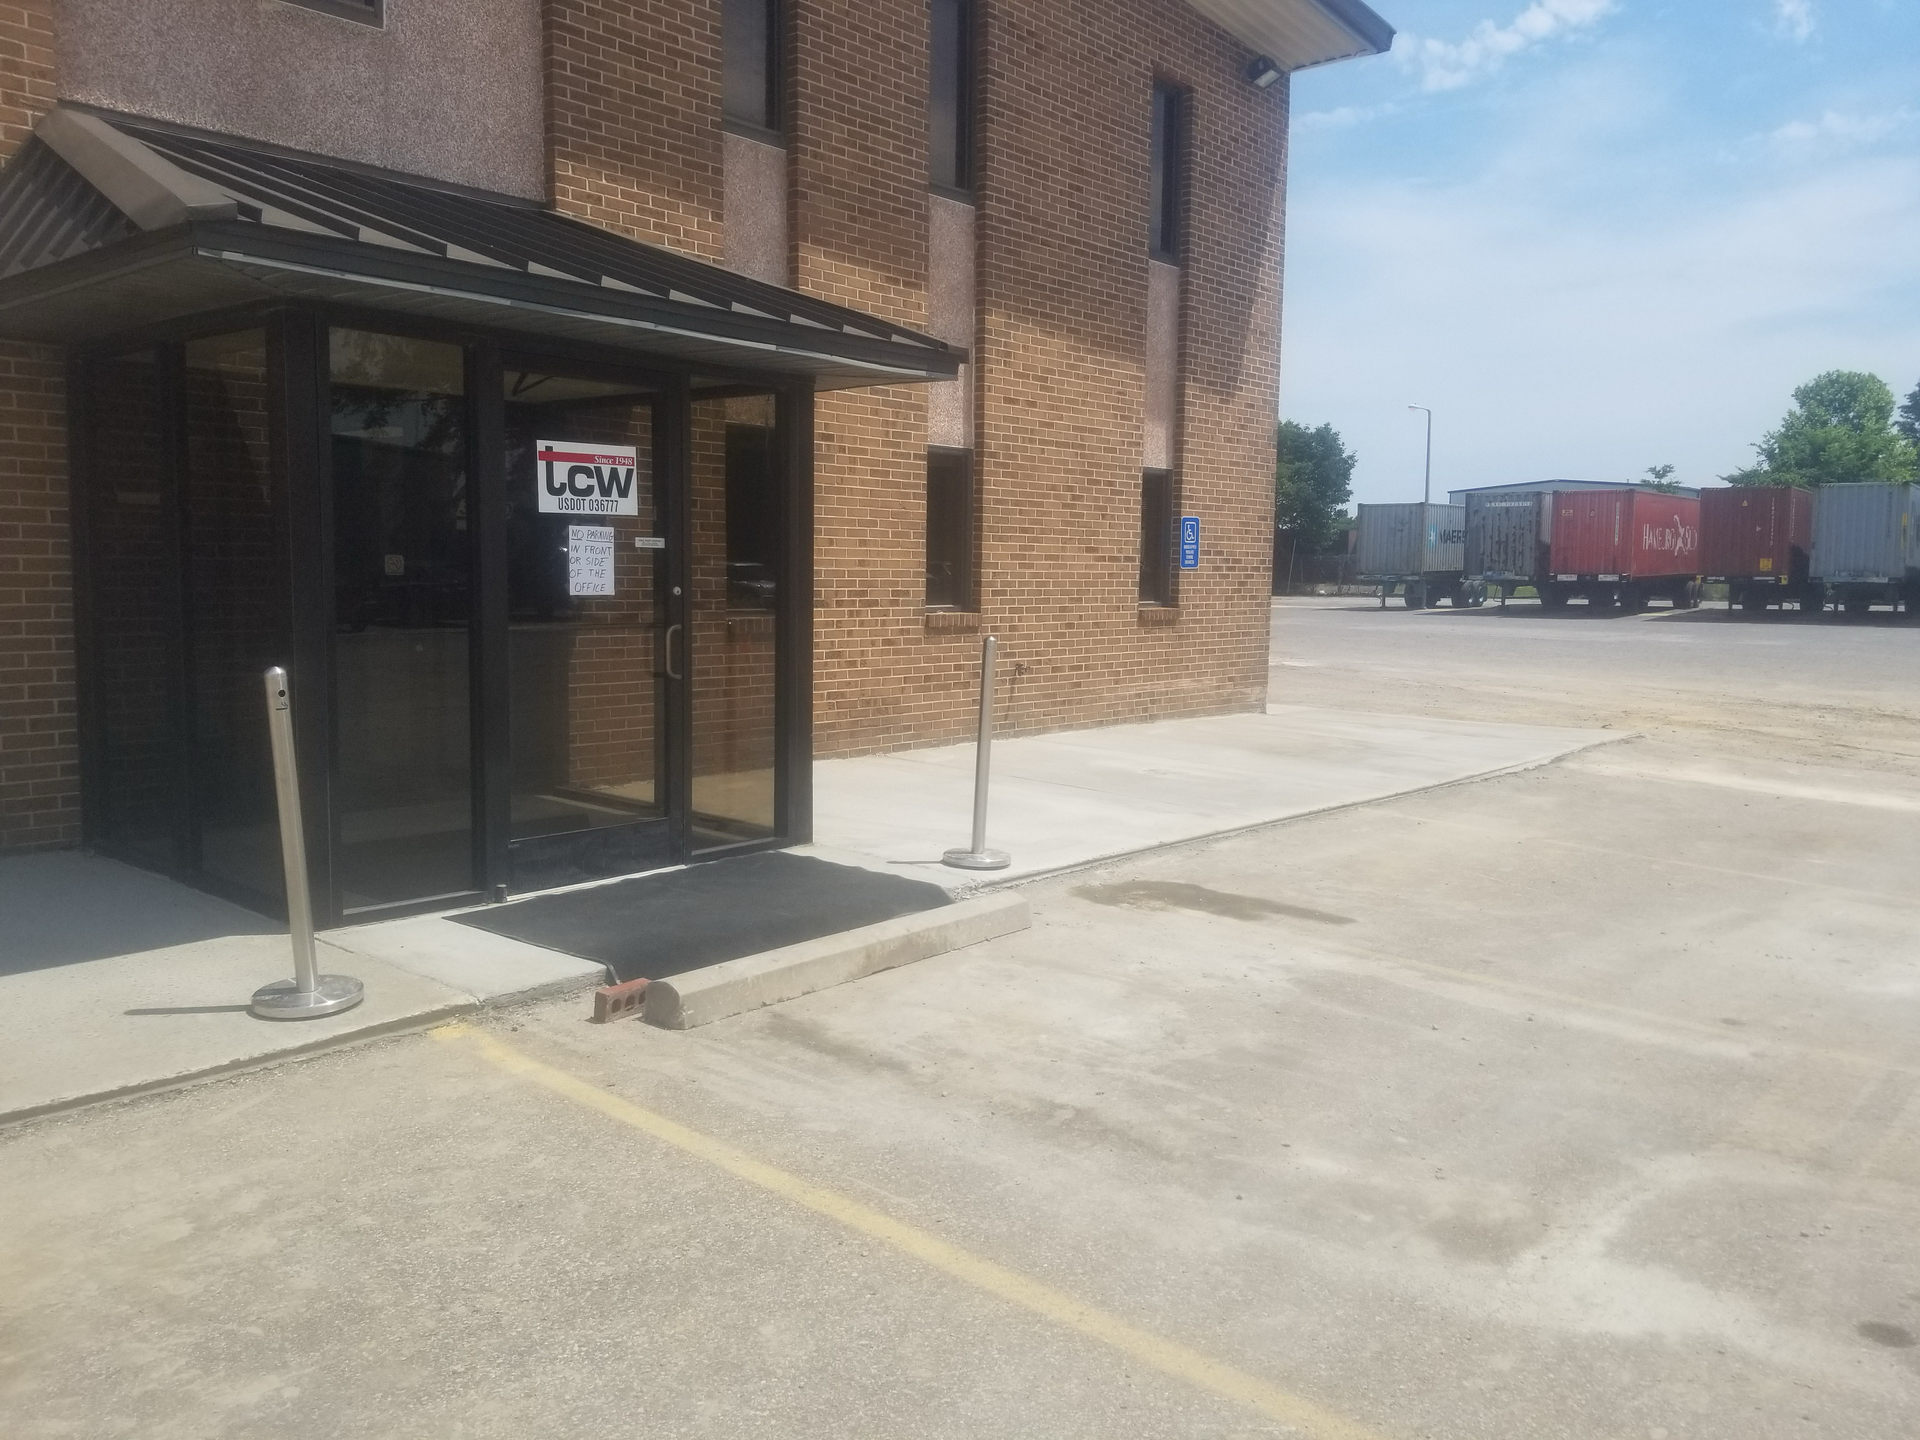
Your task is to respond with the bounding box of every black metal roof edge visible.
[0,223,198,319]
[1312,0,1396,55]
[65,101,547,210]
[193,221,962,377]
[85,106,953,355]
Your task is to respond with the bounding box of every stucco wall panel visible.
[723,130,788,284]
[55,0,546,197]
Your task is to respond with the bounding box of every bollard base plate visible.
[251,975,366,1021]
[942,847,1011,872]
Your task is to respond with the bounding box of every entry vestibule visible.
[74,314,810,925]
[0,106,958,923]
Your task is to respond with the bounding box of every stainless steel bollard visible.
[942,634,1011,871]
[250,667,365,1020]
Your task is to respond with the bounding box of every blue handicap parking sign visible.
[1179,515,1200,569]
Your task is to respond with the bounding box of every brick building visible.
[0,0,1390,922]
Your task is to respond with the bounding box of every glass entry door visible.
[500,364,672,891]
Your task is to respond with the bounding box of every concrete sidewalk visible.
[0,704,1614,1123]
[0,854,605,1124]
[813,703,1616,885]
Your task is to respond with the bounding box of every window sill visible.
[723,118,788,150]
[1137,604,1180,626]
[282,0,384,25]
[925,609,981,632]
[929,183,976,207]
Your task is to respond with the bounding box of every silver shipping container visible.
[1809,483,1920,582]
[1353,503,1466,579]
[1465,492,1550,582]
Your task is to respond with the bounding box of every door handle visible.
[663,623,682,681]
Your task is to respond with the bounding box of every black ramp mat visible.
[451,851,953,983]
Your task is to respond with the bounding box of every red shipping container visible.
[1698,486,1812,579]
[1549,490,1700,578]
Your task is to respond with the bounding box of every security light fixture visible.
[1245,56,1282,89]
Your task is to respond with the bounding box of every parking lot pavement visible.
[2,601,1916,1439]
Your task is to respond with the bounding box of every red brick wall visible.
[0,0,1289,856]
[0,0,76,853]
[544,0,725,259]
[803,0,1285,755]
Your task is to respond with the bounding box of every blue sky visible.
[1281,0,1920,505]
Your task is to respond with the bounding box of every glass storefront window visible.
[183,330,287,906]
[88,350,179,868]
[690,392,780,848]
[329,328,477,909]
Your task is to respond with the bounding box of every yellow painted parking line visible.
[431,1022,1384,1440]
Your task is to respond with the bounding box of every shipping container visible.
[1543,490,1702,610]
[1353,503,1476,609]
[1465,492,1550,587]
[1699,486,1818,614]
[1809,483,1920,616]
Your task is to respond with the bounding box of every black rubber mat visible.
[451,851,953,983]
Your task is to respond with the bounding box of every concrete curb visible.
[930,733,1639,897]
[643,892,1031,1030]
[0,999,480,1129]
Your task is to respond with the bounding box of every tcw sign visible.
[537,440,639,516]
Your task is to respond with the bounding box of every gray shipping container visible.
[1465,492,1550,582]
[1809,483,1920,582]
[1353,503,1466,579]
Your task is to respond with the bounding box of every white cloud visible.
[1774,1,1816,44]
[1294,103,1400,132]
[1400,1,1617,93]
[1769,108,1913,155]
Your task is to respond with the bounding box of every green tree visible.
[1897,378,1920,446]
[1275,421,1356,553]
[1725,370,1919,487]
[1641,464,1680,493]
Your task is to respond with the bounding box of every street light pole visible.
[1408,405,1432,506]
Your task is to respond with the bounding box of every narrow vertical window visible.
[1139,469,1174,605]
[1149,84,1185,261]
[926,448,975,609]
[725,0,782,134]
[929,0,974,193]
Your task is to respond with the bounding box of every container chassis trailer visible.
[1354,503,1484,610]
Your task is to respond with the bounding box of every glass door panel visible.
[689,391,780,850]
[502,367,668,889]
[329,328,477,910]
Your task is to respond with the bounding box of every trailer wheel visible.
[1540,586,1568,610]
[1619,585,1647,613]
[1803,587,1824,616]
[1403,584,1425,610]
[1739,588,1767,614]
[1844,595,1870,617]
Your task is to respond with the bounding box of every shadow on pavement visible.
[0,851,275,977]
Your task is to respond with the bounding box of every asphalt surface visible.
[2,598,1916,1439]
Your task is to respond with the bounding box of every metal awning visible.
[0,106,963,389]
[1183,0,1394,71]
